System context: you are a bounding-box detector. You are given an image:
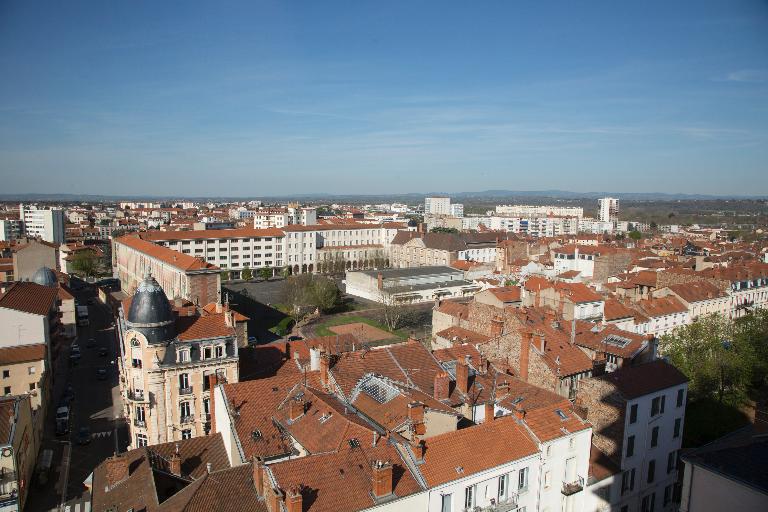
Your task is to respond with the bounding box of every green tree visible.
[628,231,642,240]
[430,227,459,234]
[281,266,291,278]
[71,250,100,279]
[220,270,231,281]
[280,273,342,320]
[259,266,272,280]
[660,314,754,405]
[650,221,658,230]
[241,266,253,281]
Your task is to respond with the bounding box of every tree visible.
[378,292,412,331]
[281,274,342,320]
[259,266,272,280]
[281,266,291,279]
[430,227,459,234]
[628,231,642,240]
[71,250,100,279]
[220,270,231,281]
[649,221,658,230]
[660,314,754,405]
[241,266,253,281]
[309,277,342,312]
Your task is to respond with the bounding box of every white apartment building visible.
[252,210,290,229]
[598,198,620,224]
[141,228,285,278]
[19,204,65,244]
[0,219,23,241]
[553,245,602,278]
[449,203,464,218]
[580,218,616,234]
[495,204,584,218]
[425,196,451,216]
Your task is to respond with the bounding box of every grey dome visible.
[407,218,419,227]
[126,273,176,344]
[31,266,57,287]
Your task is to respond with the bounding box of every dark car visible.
[62,386,75,403]
[288,335,303,341]
[76,427,91,445]
[86,338,96,348]
[96,368,108,380]
[98,347,108,357]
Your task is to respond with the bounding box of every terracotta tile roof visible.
[589,445,621,483]
[0,344,46,365]
[201,303,249,321]
[591,360,688,399]
[574,324,648,359]
[495,376,566,412]
[522,400,590,442]
[0,398,17,444]
[552,282,603,303]
[603,298,636,321]
[160,463,266,512]
[434,326,490,345]
[176,314,236,341]
[557,270,581,279]
[0,282,58,316]
[91,433,231,512]
[666,281,728,303]
[115,235,219,272]
[282,223,376,232]
[268,441,422,512]
[487,286,522,303]
[633,296,688,318]
[419,416,538,486]
[140,227,285,241]
[435,301,469,320]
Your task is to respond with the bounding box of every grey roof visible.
[31,266,57,287]
[387,280,477,294]
[356,266,463,279]
[126,273,176,344]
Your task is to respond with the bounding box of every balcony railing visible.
[179,386,193,396]
[127,390,146,402]
[562,476,585,496]
[134,419,146,428]
[473,494,519,512]
[180,415,194,424]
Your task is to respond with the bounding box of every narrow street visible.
[26,286,128,512]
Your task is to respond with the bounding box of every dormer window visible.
[203,346,213,359]
[178,349,191,363]
[216,345,225,358]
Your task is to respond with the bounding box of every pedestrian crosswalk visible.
[91,430,112,439]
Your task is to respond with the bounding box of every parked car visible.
[98,347,108,357]
[55,406,69,435]
[86,338,96,348]
[96,368,108,380]
[76,427,91,445]
[36,449,53,486]
[62,385,75,403]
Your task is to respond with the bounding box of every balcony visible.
[180,415,194,425]
[562,476,584,496]
[127,390,146,402]
[179,386,193,396]
[134,419,146,428]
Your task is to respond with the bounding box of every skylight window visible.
[555,409,568,420]
[604,335,631,348]
[348,438,361,449]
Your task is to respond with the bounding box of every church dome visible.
[126,273,176,343]
[31,266,57,287]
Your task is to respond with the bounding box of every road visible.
[26,286,128,512]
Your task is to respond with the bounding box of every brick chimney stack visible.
[286,487,303,512]
[372,460,393,499]
[252,456,265,496]
[319,349,330,388]
[169,444,182,476]
[412,440,425,461]
[288,397,305,421]
[407,401,425,424]
[105,454,129,488]
[268,487,284,512]
[519,331,531,382]
[377,273,383,290]
[484,401,495,423]
[455,359,469,395]
[434,371,450,401]
[537,333,546,353]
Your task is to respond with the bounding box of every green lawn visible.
[683,398,751,448]
[313,314,408,346]
[268,316,294,337]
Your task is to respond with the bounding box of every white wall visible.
[0,309,48,348]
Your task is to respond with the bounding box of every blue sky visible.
[1,0,767,197]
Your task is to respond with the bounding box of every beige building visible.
[11,239,59,282]
[0,395,39,512]
[117,273,239,448]
[0,345,47,411]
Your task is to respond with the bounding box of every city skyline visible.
[1,0,767,196]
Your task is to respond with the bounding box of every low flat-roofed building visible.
[345,266,480,303]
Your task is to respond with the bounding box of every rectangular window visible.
[203,347,212,359]
[180,401,191,419]
[2,370,9,379]
[674,418,682,438]
[677,389,685,407]
[3,386,10,395]
[651,396,661,416]
[663,485,672,505]
[518,467,529,491]
[182,429,192,439]
[216,345,224,358]
[136,433,148,447]
[661,395,666,413]
[464,486,474,509]
[441,494,452,512]
[651,426,659,448]
[29,382,35,391]
[647,460,656,483]
[498,474,507,500]
[544,470,551,488]
[667,451,676,474]
[641,492,656,512]
[28,366,36,375]
[630,403,638,424]
[627,435,635,457]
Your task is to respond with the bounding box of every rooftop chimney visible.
[286,487,303,512]
[484,401,495,423]
[371,460,393,499]
[268,487,284,512]
[434,371,450,401]
[519,331,531,382]
[407,401,425,424]
[456,359,469,395]
[412,440,425,462]
[319,349,330,389]
[105,454,129,488]
[288,397,305,421]
[169,445,182,476]
[252,456,265,496]
[537,333,546,353]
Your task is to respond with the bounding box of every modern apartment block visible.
[495,204,585,218]
[117,273,239,447]
[425,196,451,216]
[18,204,65,244]
[0,219,22,242]
[598,197,620,224]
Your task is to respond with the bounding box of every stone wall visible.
[575,377,625,464]
[593,251,633,283]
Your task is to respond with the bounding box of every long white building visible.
[496,204,584,218]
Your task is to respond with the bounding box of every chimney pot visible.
[286,487,303,512]
[434,371,450,401]
[484,401,495,423]
[169,451,182,476]
[371,460,393,498]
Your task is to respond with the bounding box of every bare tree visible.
[378,291,412,331]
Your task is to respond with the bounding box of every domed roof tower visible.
[31,266,58,287]
[126,272,176,344]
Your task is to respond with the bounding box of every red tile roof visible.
[487,286,522,303]
[592,360,688,399]
[115,235,219,272]
[176,314,236,341]
[140,227,285,241]
[434,326,490,345]
[0,344,46,365]
[0,282,58,316]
